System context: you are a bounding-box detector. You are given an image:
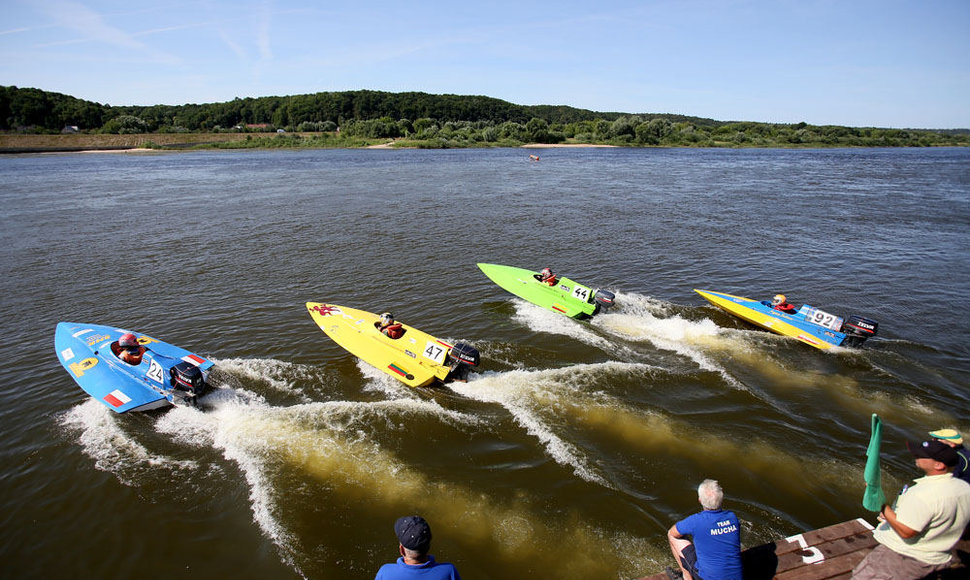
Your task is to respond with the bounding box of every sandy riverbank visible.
[521,143,618,148]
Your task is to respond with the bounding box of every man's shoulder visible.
[374,558,459,580]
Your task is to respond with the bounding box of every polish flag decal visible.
[182,354,206,366]
[104,389,132,408]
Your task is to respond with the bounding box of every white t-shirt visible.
[874,473,970,564]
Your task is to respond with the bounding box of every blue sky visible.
[2,0,968,128]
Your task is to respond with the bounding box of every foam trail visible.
[450,363,666,487]
[593,291,747,390]
[511,299,615,350]
[160,397,656,578]
[210,357,316,401]
[560,398,898,498]
[59,399,199,482]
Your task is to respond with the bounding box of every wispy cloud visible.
[41,0,144,50]
[255,0,272,63]
[35,0,181,64]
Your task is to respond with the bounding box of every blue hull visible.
[54,322,214,413]
[695,290,878,350]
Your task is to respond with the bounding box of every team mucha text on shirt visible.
[711,520,738,535]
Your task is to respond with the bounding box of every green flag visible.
[863,413,886,511]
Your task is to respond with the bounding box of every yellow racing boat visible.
[306,303,480,387]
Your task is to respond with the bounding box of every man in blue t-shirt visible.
[667,479,743,580]
[374,515,461,580]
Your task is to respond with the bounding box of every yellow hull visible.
[694,289,835,350]
[306,303,457,387]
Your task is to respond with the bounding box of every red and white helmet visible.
[119,332,140,349]
[540,267,553,277]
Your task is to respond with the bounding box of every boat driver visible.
[538,267,557,286]
[377,312,405,339]
[771,294,798,314]
[116,332,145,365]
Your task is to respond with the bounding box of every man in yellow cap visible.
[930,428,970,485]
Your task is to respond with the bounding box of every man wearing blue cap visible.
[374,515,461,580]
[852,439,970,579]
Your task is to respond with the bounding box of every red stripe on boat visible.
[552,305,567,313]
[185,354,205,365]
[104,393,125,407]
[388,364,408,377]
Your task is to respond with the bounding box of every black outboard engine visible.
[170,361,207,403]
[446,342,480,383]
[841,315,879,348]
[592,289,616,314]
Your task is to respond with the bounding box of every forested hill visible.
[0,85,706,132]
[1,85,967,149]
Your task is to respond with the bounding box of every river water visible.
[1,147,968,579]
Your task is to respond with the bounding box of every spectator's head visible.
[698,479,724,510]
[395,515,432,557]
[908,440,958,472]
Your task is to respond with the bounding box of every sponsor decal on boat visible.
[311,304,341,317]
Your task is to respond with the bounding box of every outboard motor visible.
[446,342,480,382]
[841,315,879,348]
[170,361,207,403]
[592,289,616,314]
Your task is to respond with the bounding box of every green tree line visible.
[2,85,967,148]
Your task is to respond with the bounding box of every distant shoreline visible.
[1,132,966,154]
[0,133,623,154]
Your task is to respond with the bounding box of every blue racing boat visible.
[54,322,214,412]
[695,289,879,350]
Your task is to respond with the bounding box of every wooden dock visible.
[639,518,970,580]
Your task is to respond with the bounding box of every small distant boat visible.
[306,303,480,388]
[54,322,213,413]
[694,289,878,350]
[478,263,615,319]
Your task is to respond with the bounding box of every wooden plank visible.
[776,533,876,571]
[775,550,871,580]
[770,521,876,575]
[773,519,874,557]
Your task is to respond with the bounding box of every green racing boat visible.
[477,263,615,319]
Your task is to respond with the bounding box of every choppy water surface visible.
[1,147,968,579]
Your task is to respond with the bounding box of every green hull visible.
[477,263,602,319]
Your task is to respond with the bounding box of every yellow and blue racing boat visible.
[306,303,480,388]
[694,289,878,350]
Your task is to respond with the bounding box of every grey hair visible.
[402,546,426,559]
[698,479,724,510]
